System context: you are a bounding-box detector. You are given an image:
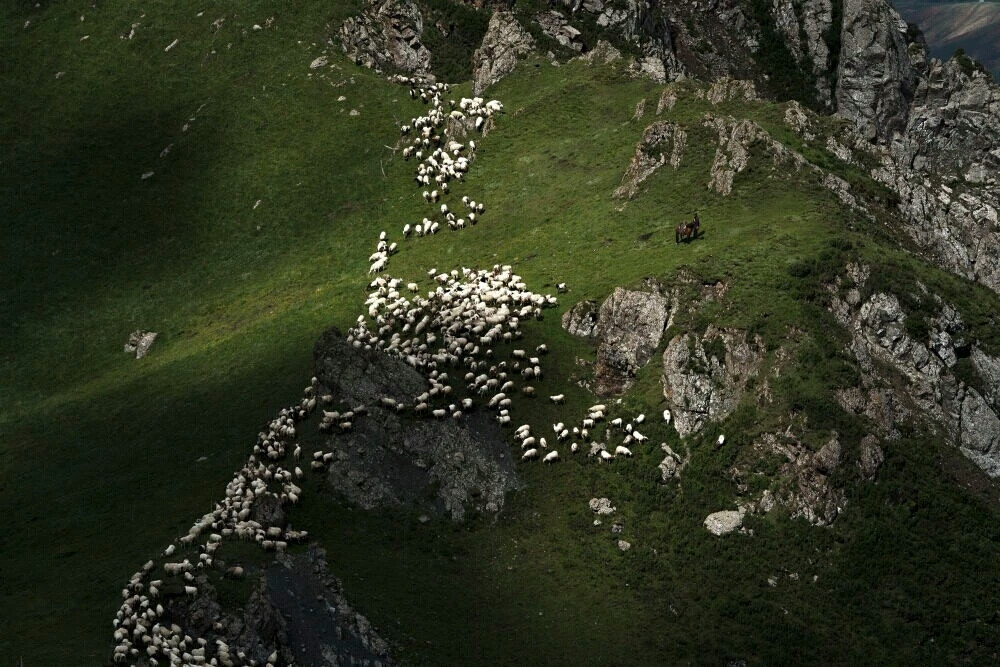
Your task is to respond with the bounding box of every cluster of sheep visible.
[110,386,325,665]
[348,264,561,421]
[111,78,514,665]
[398,78,502,238]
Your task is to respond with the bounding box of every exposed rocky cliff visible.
[340,0,433,77]
[830,264,1000,477]
[313,327,519,521]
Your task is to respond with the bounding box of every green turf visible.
[3,1,1000,664]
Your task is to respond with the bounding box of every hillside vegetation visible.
[3,0,1000,664]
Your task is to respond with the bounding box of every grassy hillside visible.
[3,1,1000,664]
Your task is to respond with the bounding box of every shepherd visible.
[675,212,700,244]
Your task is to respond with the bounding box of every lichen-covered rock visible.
[857,434,885,480]
[830,267,1000,477]
[614,121,686,199]
[704,509,744,536]
[472,11,535,95]
[835,0,916,141]
[593,287,670,395]
[340,0,432,77]
[561,299,600,339]
[589,497,616,515]
[661,327,765,437]
[124,329,158,359]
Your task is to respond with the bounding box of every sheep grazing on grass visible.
[549,394,565,404]
[543,450,559,463]
[522,448,539,461]
[615,445,632,458]
[717,434,725,446]
[599,449,614,462]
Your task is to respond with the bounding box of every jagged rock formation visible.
[613,120,686,199]
[742,432,849,526]
[535,11,584,52]
[472,11,534,95]
[830,265,1000,476]
[313,327,518,520]
[661,326,765,437]
[592,287,671,395]
[164,547,392,666]
[561,299,600,338]
[340,0,432,77]
[773,0,835,106]
[657,442,689,481]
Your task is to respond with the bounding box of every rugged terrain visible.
[894,0,1000,79]
[3,0,1000,664]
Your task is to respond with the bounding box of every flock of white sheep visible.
[110,76,686,666]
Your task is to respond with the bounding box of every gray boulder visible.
[593,287,670,395]
[704,509,745,536]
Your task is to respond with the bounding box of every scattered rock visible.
[617,539,631,552]
[589,497,616,515]
[704,509,745,536]
[309,55,328,70]
[124,330,158,359]
[534,11,583,52]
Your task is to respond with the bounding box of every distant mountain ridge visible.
[893,0,1000,78]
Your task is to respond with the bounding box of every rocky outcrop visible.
[740,431,854,526]
[313,328,518,520]
[124,329,157,359]
[704,508,745,535]
[535,11,584,52]
[472,11,535,95]
[835,0,918,141]
[613,121,687,199]
[830,266,1000,477]
[657,442,690,481]
[661,327,765,437]
[593,287,671,395]
[340,0,432,77]
[166,547,392,666]
[561,299,600,339]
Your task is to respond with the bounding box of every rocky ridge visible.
[830,264,1000,477]
[340,0,432,77]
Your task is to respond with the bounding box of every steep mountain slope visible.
[3,0,1000,665]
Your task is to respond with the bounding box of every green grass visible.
[3,0,1000,664]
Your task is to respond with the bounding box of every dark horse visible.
[675,212,700,244]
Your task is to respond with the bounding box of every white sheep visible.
[662,409,671,422]
[521,448,539,461]
[717,434,725,446]
[614,445,632,458]
[549,394,565,404]
[543,450,559,463]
